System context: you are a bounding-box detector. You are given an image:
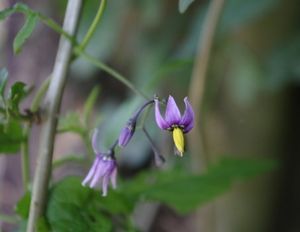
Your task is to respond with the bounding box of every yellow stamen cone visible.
[172,127,184,156]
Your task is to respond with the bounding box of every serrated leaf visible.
[13,13,38,54]
[125,157,277,214]
[15,191,31,219]
[7,82,28,114]
[179,0,195,13]
[0,119,24,153]
[0,68,8,97]
[58,112,85,134]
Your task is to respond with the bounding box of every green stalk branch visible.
[75,49,149,99]
[26,1,83,231]
[20,127,30,191]
[79,0,107,51]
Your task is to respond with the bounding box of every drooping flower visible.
[82,130,118,196]
[82,154,117,196]
[154,96,194,156]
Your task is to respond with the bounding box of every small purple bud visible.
[118,119,136,147]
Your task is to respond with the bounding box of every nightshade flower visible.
[154,96,194,156]
[82,130,118,196]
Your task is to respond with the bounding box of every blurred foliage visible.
[15,157,277,231]
[0,69,29,154]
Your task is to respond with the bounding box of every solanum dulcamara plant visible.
[82,95,195,196]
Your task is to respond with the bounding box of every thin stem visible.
[188,0,225,172]
[20,127,30,191]
[0,213,19,224]
[30,77,50,112]
[10,3,148,99]
[75,49,149,100]
[79,0,106,51]
[131,99,154,120]
[26,1,83,231]
[142,127,165,166]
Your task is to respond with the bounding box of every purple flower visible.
[154,96,194,156]
[82,154,117,196]
[82,129,118,196]
[118,119,136,147]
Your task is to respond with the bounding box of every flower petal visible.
[165,96,181,126]
[110,167,117,189]
[92,129,100,154]
[82,157,100,186]
[154,99,169,130]
[180,97,194,132]
[90,157,107,187]
[102,175,110,197]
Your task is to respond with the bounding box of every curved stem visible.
[26,1,83,231]
[76,49,149,100]
[79,0,106,51]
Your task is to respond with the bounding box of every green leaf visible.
[179,0,195,13]
[58,112,85,134]
[15,191,31,219]
[47,177,133,232]
[7,82,28,114]
[0,68,8,97]
[125,157,277,214]
[83,86,100,125]
[13,13,38,54]
[0,119,24,153]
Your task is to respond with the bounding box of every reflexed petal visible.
[90,158,107,187]
[165,96,181,125]
[180,97,194,132]
[154,99,169,129]
[102,175,110,197]
[82,156,100,186]
[92,129,100,154]
[183,120,194,133]
[110,168,117,189]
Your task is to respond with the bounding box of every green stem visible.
[19,78,50,192]
[75,49,149,99]
[30,77,50,112]
[11,3,148,99]
[20,127,30,191]
[0,213,19,224]
[79,0,107,51]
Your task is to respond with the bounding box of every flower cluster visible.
[82,95,194,196]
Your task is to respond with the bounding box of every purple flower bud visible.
[118,119,136,147]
